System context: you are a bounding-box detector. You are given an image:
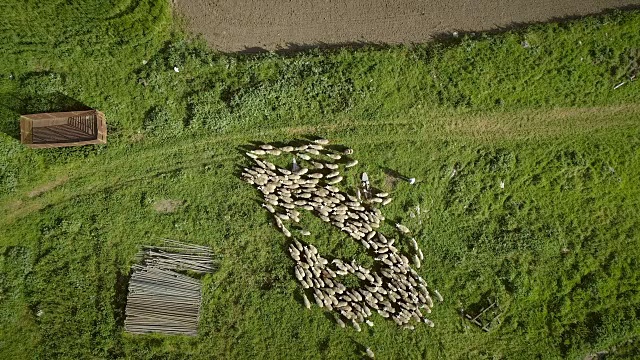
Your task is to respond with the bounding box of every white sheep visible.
[352,320,361,332]
[395,223,410,234]
[434,290,443,303]
[345,159,358,168]
[302,293,311,309]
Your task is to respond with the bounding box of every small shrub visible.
[187,89,233,132]
[143,106,184,136]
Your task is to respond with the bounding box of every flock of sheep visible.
[241,138,442,333]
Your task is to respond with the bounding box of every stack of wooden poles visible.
[124,239,217,336]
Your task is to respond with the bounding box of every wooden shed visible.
[20,110,107,149]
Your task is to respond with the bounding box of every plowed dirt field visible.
[174,0,640,52]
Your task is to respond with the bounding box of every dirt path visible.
[174,0,640,52]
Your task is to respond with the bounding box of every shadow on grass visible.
[0,89,92,140]
[113,268,131,328]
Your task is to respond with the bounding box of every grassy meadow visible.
[1,1,640,359]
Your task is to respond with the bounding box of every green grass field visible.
[1,1,640,359]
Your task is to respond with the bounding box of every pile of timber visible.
[124,239,216,336]
[136,239,217,274]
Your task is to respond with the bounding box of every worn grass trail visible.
[2,103,638,228]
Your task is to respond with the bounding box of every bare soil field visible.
[174,0,640,52]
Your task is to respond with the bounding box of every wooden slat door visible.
[20,116,33,144]
[96,111,107,144]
